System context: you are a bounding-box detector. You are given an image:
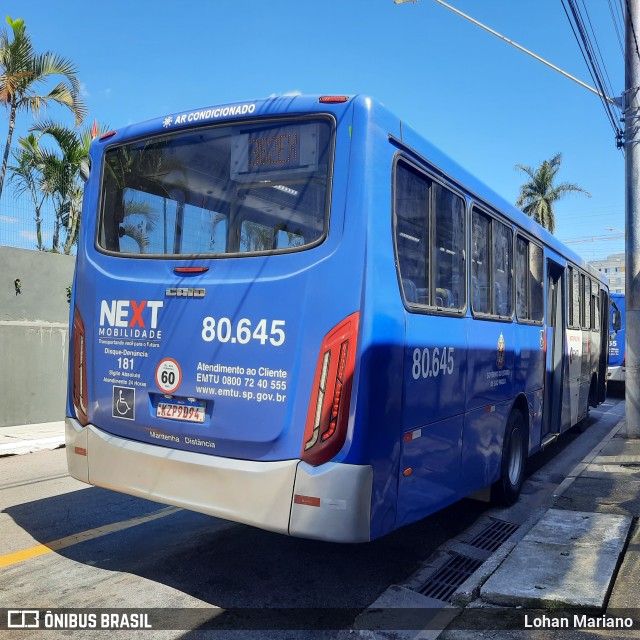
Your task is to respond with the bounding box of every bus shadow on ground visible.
[4,484,487,613]
[3,409,616,632]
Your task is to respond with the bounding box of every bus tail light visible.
[318,96,350,104]
[72,307,89,426]
[302,312,359,466]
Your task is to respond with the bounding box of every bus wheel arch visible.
[492,404,528,506]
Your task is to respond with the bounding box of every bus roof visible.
[94,93,607,286]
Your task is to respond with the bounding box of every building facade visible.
[590,252,625,294]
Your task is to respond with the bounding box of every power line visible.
[625,0,640,61]
[608,0,625,57]
[561,0,624,148]
[562,0,618,122]
[562,233,624,244]
[579,0,617,98]
[430,0,616,102]
[414,0,625,149]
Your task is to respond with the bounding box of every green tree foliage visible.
[9,120,108,253]
[515,153,589,234]
[7,133,47,249]
[0,15,86,203]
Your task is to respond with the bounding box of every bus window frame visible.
[470,203,515,322]
[514,232,544,326]
[583,274,591,330]
[570,268,581,330]
[391,153,467,317]
[94,114,337,260]
[591,278,600,331]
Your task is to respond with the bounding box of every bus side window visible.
[516,236,529,319]
[592,280,599,329]
[583,276,591,330]
[492,220,513,317]
[471,210,490,314]
[471,208,512,318]
[529,243,544,321]
[395,161,430,306]
[433,183,465,310]
[516,236,543,323]
[394,160,465,312]
[573,270,581,328]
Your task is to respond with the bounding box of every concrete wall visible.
[0,247,76,427]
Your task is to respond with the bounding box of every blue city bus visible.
[608,292,625,383]
[66,95,609,543]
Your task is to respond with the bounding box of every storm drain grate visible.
[468,518,519,552]
[418,553,483,602]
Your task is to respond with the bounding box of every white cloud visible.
[0,215,18,223]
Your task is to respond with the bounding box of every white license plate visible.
[156,402,205,423]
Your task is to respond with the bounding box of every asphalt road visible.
[0,391,626,639]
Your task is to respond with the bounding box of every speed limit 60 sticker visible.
[155,358,182,393]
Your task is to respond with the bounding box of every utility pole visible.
[626,0,640,437]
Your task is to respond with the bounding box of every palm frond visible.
[514,153,587,234]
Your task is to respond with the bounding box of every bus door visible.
[542,261,565,439]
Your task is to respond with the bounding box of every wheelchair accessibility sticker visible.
[112,386,135,420]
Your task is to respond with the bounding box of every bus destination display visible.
[250,131,299,170]
[231,122,319,179]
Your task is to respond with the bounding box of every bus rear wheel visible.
[492,409,526,506]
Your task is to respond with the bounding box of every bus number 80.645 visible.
[412,347,455,380]
[201,317,286,346]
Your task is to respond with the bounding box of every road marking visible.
[0,506,181,569]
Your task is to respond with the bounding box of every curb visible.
[0,436,65,457]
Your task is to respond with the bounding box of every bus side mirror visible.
[612,309,622,332]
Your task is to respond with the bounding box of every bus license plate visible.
[157,402,205,423]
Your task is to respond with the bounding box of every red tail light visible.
[301,312,359,466]
[72,307,89,426]
[318,96,350,104]
[173,266,209,274]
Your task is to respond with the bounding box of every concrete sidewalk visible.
[0,420,65,456]
[355,411,640,638]
[438,419,640,638]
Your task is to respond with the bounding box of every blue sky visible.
[1,0,625,259]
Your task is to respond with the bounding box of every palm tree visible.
[0,16,86,203]
[8,133,48,250]
[515,153,589,234]
[30,119,107,253]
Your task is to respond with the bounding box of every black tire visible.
[492,409,527,506]
[589,375,598,408]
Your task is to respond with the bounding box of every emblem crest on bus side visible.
[497,333,505,369]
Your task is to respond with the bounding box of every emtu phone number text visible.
[201,317,285,346]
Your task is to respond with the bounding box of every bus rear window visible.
[98,118,333,256]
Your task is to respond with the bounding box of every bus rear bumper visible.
[66,418,297,535]
[607,366,625,383]
[66,418,373,542]
[290,461,373,543]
